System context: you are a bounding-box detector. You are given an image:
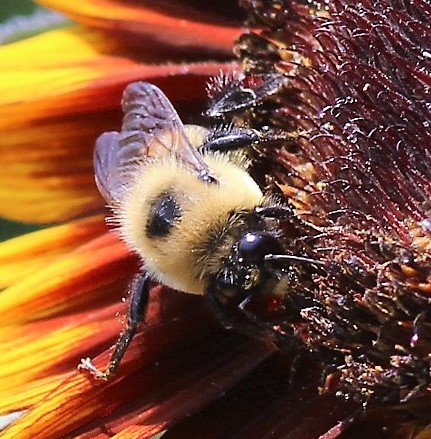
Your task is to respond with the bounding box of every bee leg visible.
[79,274,150,380]
[207,282,293,344]
[255,205,323,232]
[237,294,267,331]
[206,285,235,330]
[254,205,293,219]
[200,126,288,154]
[200,129,260,154]
[207,289,272,340]
[237,293,298,347]
[400,382,426,403]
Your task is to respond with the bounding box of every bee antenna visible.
[264,254,325,266]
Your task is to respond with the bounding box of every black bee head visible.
[212,230,283,306]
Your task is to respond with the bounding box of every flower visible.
[1,1,431,438]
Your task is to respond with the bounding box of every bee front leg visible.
[79,273,150,380]
[200,129,259,153]
[200,125,288,154]
[255,205,323,233]
[206,282,235,331]
[254,205,293,219]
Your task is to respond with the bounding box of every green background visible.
[0,0,39,22]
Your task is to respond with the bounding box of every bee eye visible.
[238,232,282,263]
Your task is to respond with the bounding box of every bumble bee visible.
[80,81,315,379]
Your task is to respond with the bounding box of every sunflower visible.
[1,1,431,438]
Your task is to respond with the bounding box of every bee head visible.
[211,230,283,306]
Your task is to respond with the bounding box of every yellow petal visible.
[0,215,106,288]
[0,231,137,324]
[0,26,236,223]
[0,303,125,421]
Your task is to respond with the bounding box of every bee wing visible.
[94,82,214,204]
[94,131,124,203]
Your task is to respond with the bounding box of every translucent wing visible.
[94,131,122,203]
[94,82,214,204]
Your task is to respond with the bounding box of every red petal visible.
[37,0,246,55]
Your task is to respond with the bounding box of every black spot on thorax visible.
[146,191,181,238]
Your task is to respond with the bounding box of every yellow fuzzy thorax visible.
[118,152,264,294]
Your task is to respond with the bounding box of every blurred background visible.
[0,1,37,22]
[0,0,67,239]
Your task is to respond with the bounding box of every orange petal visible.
[0,27,237,223]
[0,288,273,439]
[36,0,244,55]
[0,230,138,324]
[0,303,124,414]
[0,215,106,288]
